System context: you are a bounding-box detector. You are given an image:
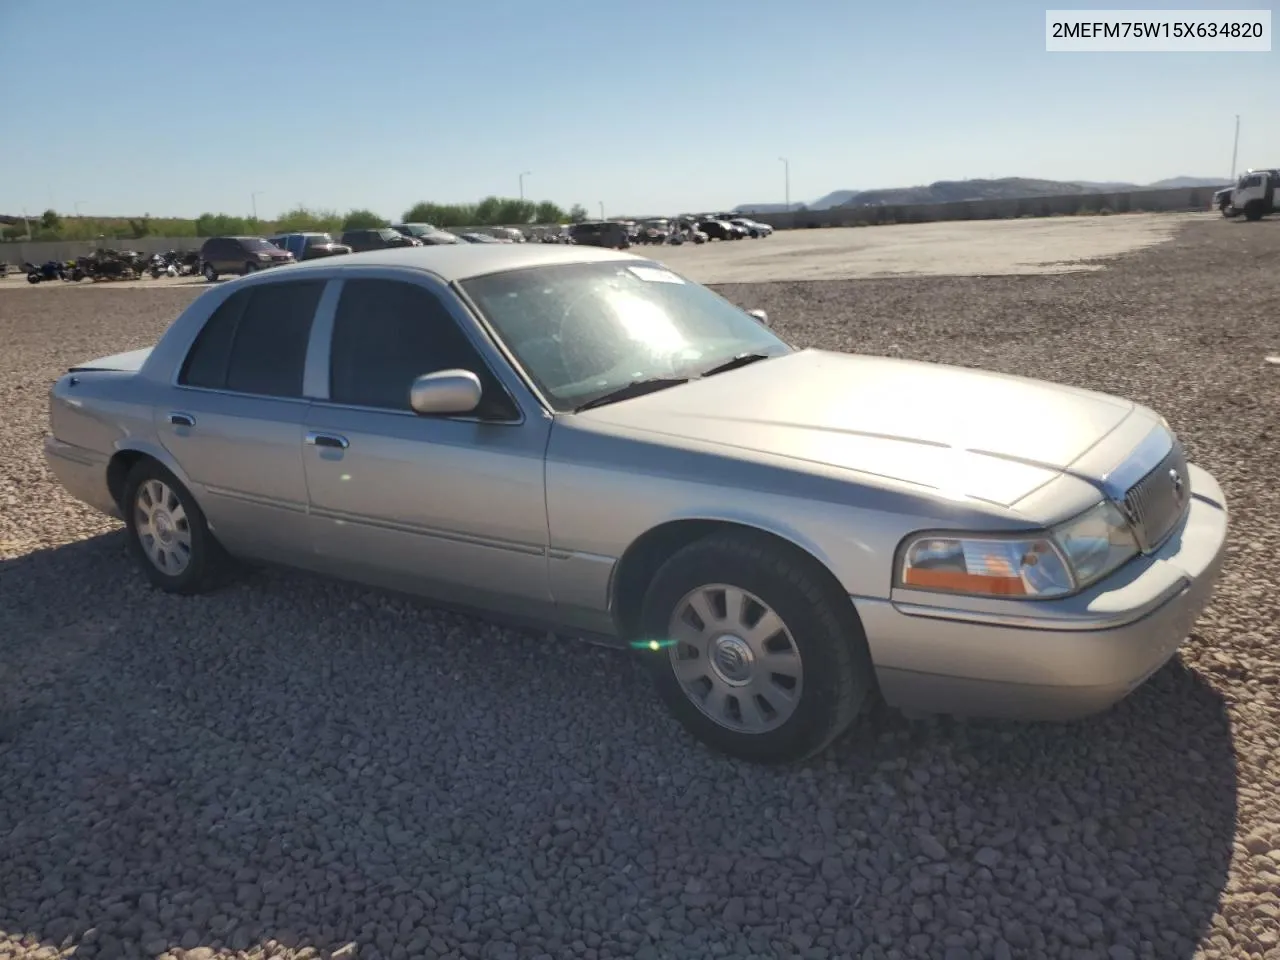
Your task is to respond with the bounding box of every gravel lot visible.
[1,217,1278,960]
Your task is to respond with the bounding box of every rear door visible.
[301,274,553,617]
[159,278,328,565]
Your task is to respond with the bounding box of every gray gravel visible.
[2,218,1278,960]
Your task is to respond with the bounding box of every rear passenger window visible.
[179,280,324,397]
[180,291,247,388]
[329,279,514,418]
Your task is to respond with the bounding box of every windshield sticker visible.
[628,266,685,284]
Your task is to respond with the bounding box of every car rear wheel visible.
[202,263,218,282]
[1245,201,1265,222]
[638,530,873,763]
[122,460,230,594]
[244,261,258,273]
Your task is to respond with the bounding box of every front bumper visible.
[854,463,1229,721]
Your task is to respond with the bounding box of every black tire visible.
[638,529,873,763]
[26,273,39,284]
[244,261,257,274]
[1244,201,1265,222]
[202,262,218,282]
[121,460,230,595]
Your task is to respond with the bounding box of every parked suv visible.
[199,236,295,282]
[340,227,423,252]
[268,232,353,261]
[568,221,631,249]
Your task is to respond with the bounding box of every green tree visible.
[473,196,503,225]
[534,201,566,224]
[342,208,387,229]
[40,209,61,233]
[401,202,476,228]
[195,213,252,237]
[568,204,588,222]
[275,206,342,233]
[128,216,151,239]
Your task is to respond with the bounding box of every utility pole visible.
[519,171,531,202]
[73,201,87,217]
[1230,114,1241,181]
[779,157,790,212]
[598,201,605,220]
[251,191,264,221]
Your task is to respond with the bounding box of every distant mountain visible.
[1144,176,1230,188]
[734,176,1230,212]
[806,191,861,211]
[1071,180,1138,191]
[732,202,807,214]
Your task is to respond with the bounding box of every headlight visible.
[257,252,272,259]
[897,501,1138,599]
[1052,500,1139,588]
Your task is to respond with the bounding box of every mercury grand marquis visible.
[45,245,1229,763]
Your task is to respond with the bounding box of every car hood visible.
[574,349,1144,508]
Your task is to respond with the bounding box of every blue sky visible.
[1,0,1275,219]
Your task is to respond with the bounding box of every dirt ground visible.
[1,215,1278,960]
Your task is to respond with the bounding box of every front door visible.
[302,275,553,618]
[159,278,326,565]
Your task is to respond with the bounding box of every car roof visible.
[276,243,647,282]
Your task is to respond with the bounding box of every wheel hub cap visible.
[135,479,192,575]
[710,635,754,686]
[153,510,175,544]
[667,583,804,735]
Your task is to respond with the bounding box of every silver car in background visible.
[45,246,1229,763]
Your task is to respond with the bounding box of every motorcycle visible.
[148,252,180,279]
[25,260,65,284]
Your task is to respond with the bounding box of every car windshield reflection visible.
[460,261,789,411]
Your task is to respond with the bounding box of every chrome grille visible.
[1122,441,1190,552]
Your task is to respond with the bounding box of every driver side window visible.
[328,279,516,419]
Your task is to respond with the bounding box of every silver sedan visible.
[45,245,1229,763]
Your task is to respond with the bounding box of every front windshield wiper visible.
[574,377,690,412]
[698,352,773,377]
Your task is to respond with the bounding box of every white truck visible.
[1224,168,1280,220]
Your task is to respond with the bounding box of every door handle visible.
[168,412,196,427]
[305,431,349,450]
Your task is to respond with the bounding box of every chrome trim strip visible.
[170,384,312,405]
[308,506,546,556]
[303,278,344,400]
[547,549,615,563]
[307,397,523,426]
[203,485,309,514]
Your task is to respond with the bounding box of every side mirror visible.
[747,308,770,327]
[409,369,482,416]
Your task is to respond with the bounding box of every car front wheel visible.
[122,460,229,594]
[639,530,873,763]
[202,263,218,282]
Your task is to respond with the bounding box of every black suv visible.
[568,221,630,249]
[340,227,423,252]
[199,236,295,282]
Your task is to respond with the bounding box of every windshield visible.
[397,223,435,237]
[460,261,789,411]
[377,228,404,240]
[242,237,278,251]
